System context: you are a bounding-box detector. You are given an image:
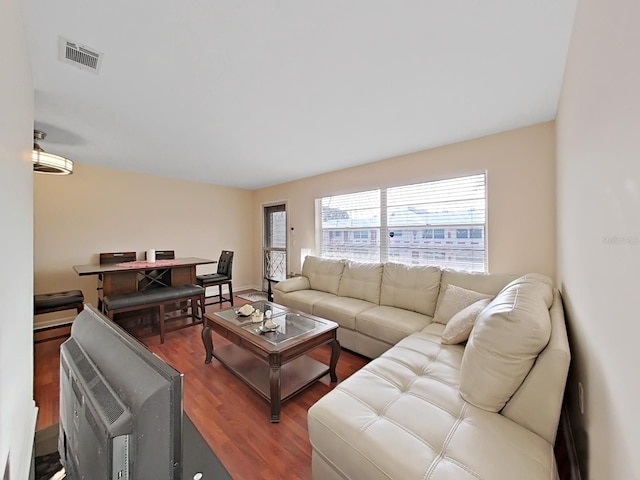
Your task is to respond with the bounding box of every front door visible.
[263,203,287,289]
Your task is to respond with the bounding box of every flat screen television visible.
[58,305,183,479]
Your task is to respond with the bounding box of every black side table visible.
[265,277,278,301]
[265,274,301,302]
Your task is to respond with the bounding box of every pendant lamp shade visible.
[32,130,74,175]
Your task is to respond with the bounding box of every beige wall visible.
[557,0,640,478]
[252,122,556,285]
[0,0,36,477]
[34,163,254,315]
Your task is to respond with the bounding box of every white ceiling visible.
[20,1,577,190]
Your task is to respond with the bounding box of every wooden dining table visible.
[73,256,217,297]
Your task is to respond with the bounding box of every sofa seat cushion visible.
[313,297,376,330]
[276,290,336,315]
[308,332,557,480]
[420,321,446,341]
[356,306,432,345]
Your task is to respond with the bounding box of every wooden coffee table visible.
[202,301,341,423]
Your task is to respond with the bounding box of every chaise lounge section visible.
[274,256,570,479]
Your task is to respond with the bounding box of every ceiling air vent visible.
[58,37,103,74]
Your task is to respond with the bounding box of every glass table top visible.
[214,301,287,324]
[242,312,319,345]
[214,303,319,345]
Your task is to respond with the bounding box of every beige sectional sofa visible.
[273,256,570,480]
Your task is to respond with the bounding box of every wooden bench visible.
[103,284,205,343]
[34,290,85,343]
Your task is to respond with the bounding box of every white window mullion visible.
[380,188,388,262]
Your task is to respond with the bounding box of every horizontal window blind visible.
[317,173,487,272]
[386,174,486,271]
[318,189,381,262]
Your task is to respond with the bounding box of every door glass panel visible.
[263,204,287,283]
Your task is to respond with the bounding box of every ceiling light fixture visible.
[32,130,73,175]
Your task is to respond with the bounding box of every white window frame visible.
[315,173,487,272]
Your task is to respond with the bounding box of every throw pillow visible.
[433,284,492,325]
[441,297,492,344]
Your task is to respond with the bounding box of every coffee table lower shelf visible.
[213,344,330,421]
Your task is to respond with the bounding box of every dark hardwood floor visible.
[33,292,369,480]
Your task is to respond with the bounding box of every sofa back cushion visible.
[338,261,384,304]
[501,289,571,444]
[459,273,553,412]
[302,256,345,295]
[380,263,441,316]
[437,269,517,306]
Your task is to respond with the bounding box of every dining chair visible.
[196,250,234,308]
[97,251,136,312]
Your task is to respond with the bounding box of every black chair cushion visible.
[104,285,204,311]
[34,290,84,311]
[196,273,231,286]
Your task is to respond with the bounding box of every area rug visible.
[237,292,268,302]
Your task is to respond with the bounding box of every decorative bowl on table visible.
[259,320,278,333]
[235,304,255,317]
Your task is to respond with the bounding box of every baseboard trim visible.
[202,284,260,296]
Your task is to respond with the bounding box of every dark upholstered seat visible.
[103,284,205,343]
[104,284,203,311]
[34,290,84,315]
[197,250,234,307]
[34,290,85,343]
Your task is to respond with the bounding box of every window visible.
[317,173,486,272]
[318,189,381,262]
